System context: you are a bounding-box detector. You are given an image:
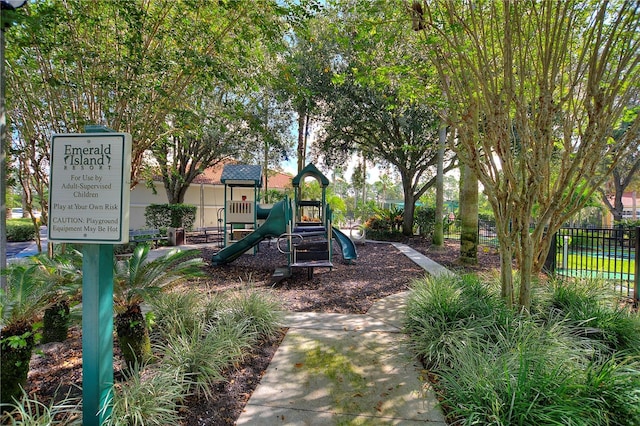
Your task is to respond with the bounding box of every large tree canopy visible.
[151,90,244,204]
[319,80,456,235]
[313,0,455,234]
[6,0,291,186]
[598,106,640,222]
[414,0,640,309]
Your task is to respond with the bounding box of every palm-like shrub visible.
[113,245,203,368]
[30,250,83,343]
[0,264,55,405]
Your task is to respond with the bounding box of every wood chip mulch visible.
[23,239,497,425]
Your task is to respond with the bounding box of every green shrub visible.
[362,228,404,241]
[414,206,436,237]
[144,204,196,230]
[567,231,600,250]
[6,222,36,242]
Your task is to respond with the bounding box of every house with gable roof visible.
[128,162,292,230]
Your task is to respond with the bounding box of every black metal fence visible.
[444,222,639,303]
[545,227,638,301]
[443,219,499,248]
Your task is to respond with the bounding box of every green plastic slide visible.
[332,226,358,263]
[211,200,288,265]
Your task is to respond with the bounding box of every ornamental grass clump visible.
[159,315,255,400]
[405,274,510,369]
[406,274,640,425]
[0,389,81,425]
[104,364,186,426]
[148,290,204,339]
[151,287,282,400]
[225,289,283,340]
[543,277,640,354]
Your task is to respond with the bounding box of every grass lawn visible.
[559,252,635,276]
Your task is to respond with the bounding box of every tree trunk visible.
[459,163,478,264]
[115,304,151,369]
[296,109,307,173]
[492,207,515,307]
[263,137,269,203]
[403,192,416,236]
[42,299,70,343]
[361,160,367,206]
[400,172,415,236]
[432,124,447,246]
[0,322,35,406]
[518,227,534,310]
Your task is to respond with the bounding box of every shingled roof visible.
[220,164,263,186]
[180,162,292,189]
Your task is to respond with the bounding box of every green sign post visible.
[81,244,114,424]
[49,127,131,424]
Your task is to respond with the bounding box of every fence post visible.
[544,231,557,274]
[634,227,639,307]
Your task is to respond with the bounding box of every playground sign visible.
[48,133,131,243]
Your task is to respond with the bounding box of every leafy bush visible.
[144,204,196,230]
[414,206,436,237]
[6,222,36,242]
[363,205,405,240]
[566,230,602,250]
[363,228,404,241]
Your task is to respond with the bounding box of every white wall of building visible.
[129,181,255,230]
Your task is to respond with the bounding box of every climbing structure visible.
[220,164,261,248]
[212,163,357,280]
[280,163,357,279]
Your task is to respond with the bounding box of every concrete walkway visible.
[236,243,451,425]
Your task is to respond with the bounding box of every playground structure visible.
[211,163,357,280]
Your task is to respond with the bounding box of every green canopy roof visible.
[291,163,330,187]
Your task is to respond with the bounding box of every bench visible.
[129,229,168,248]
[186,227,223,244]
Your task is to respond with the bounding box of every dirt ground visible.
[24,238,500,425]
